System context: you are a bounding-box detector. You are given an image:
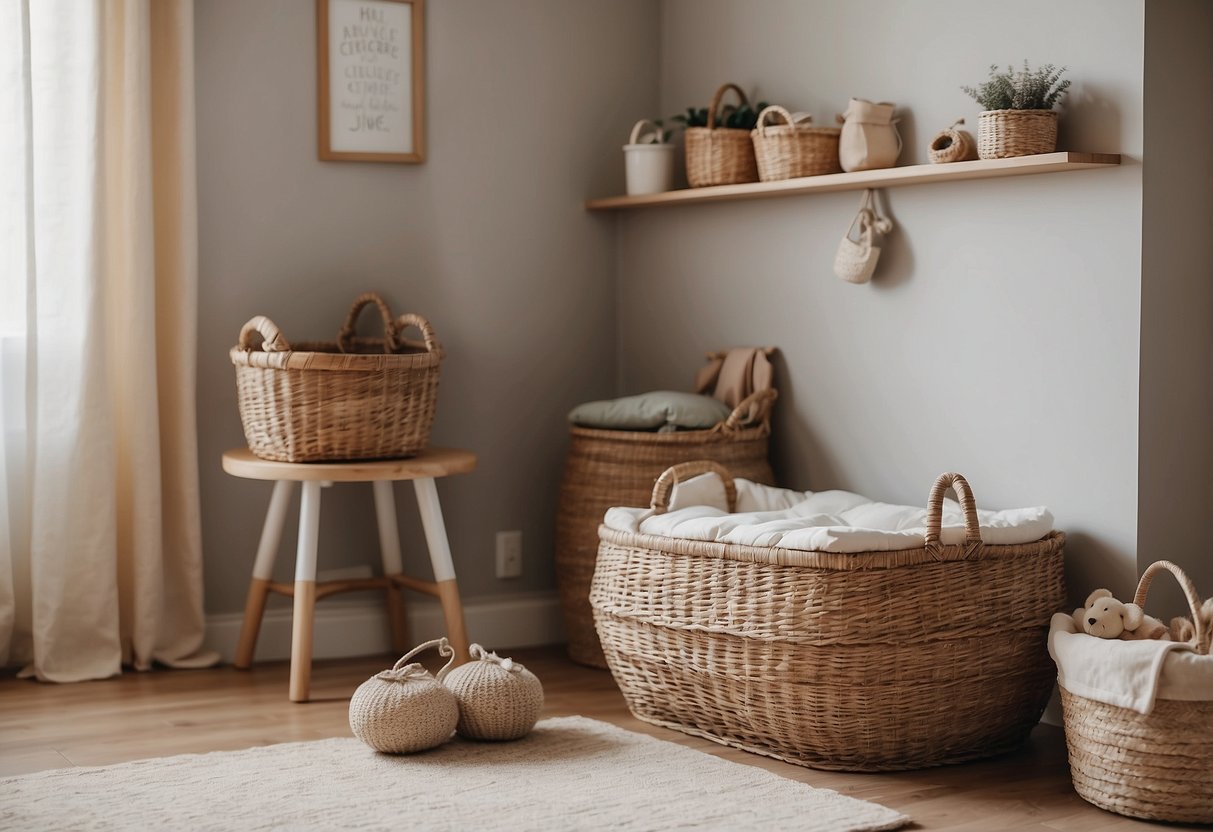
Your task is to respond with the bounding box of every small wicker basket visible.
[928,119,978,164]
[1059,561,1212,824]
[977,109,1057,159]
[751,105,841,182]
[684,83,759,187]
[231,292,442,463]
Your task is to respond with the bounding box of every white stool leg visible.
[290,481,322,702]
[413,477,469,661]
[372,480,410,652]
[235,480,296,669]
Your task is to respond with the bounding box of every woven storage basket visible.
[1059,561,1212,824]
[231,292,442,463]
[751,105,841,182]
[591,465,1066,771]
[977,109,1057,159]
[684,83,759,187]
[928,119,978,164]
[555,389,777,668]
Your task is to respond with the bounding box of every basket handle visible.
[392,312,443,357]
[337,292,398,354]
[706,83,749,132]
[238,315,291,352]
[755,104,805,136]
[650,460,737,515]
[628,119,664,145]
[1133,561,1209,655]
[924,472,983,559]
[717,388,778,433]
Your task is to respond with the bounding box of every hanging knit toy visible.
[349,637,459,753]
[440,644,544,741]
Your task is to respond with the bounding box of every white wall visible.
[617,0,1146,597]
[195,0,659,618]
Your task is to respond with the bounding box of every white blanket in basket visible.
[603,472,1055,554]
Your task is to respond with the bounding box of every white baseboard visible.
[205,592,565,664]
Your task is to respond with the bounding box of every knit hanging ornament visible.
[440,644,544,741]
[349,637,459,753]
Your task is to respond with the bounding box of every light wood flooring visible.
[0,648,1195,831]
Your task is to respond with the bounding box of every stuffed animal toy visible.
[1170,597,1213,647]
[1073,588,1170,641]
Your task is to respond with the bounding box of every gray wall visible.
[1138,0,1213,615]
[618,0,1146,598]
[195,0,659,614]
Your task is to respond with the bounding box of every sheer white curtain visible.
[0,0,216,681]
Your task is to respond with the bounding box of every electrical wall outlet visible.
[495,530,522,579]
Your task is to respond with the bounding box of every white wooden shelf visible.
[585,152,1121,211]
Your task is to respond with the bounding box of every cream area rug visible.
[0,716,909,831]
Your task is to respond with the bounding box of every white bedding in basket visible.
[603,472,1055,554]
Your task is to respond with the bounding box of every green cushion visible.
[568,391,732,432]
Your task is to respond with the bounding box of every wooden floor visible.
[0,648,1191,831]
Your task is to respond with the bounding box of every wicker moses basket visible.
[591,463,1066,771]
[231,292,442,463]
[555,353,778,668]
[1058,561,1212,824]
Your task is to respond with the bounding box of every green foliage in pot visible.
[672,100,770,130]
[962,62,1071,111]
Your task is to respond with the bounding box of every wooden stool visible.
[221,447,476,702]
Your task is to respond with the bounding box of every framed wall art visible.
[317,0,425,163]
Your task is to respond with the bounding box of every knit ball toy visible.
[440,644,544,741]
[349,637,459,753]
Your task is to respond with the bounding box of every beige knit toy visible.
[440,644,544,741]
[349,637,459,753]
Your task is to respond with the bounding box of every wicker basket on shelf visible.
[555,388,777,668]
[684,83,760,187]
[977,109,1057,159]
[1059,560,1212,824]
[591,466,1066,771]
[231,292,442,463]
[751,105,841,181]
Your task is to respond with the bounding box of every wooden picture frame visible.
[317,0,425,163]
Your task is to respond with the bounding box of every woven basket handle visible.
[924,472,983,559]
[1133,560,1209,655]
[393,636,457,676]
[755,104,805,136]
[650,460,737,515]
[238,316,291,352]
[718,388,777,432]
[337,292,397,354]
[706,83,748,133]
[392,312,443,357]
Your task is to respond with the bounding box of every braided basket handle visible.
[1133,561,1209,655]
[706,83,749,132]
[337,292,397,354]
[393,636,457,676]
[924,472,983,559]
[650,460,737,515]
[238,316,291,352]
[393,312,443,357]
[718,388,778,433]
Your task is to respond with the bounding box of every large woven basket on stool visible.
[555,384,777,669]
[231,292,442,463]
[1059,560,1213,824]
[592,466,1066,771]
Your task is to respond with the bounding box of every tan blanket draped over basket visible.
[695,347,775,414]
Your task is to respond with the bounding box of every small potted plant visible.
[623,119,677,196]
[962,62,1071,159]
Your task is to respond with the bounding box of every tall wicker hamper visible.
[231,293,442,463]
[591,464,1067,771]
[555,389,777,668]
[1058,560,1213,824]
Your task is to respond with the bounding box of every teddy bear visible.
[1169,597,1213,647]
[1073,588,1170,641]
